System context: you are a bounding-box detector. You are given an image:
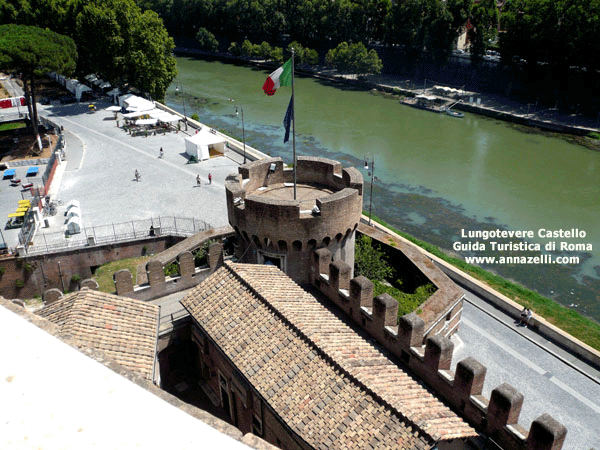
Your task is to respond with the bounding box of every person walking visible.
[159,147,164,158]
[208,173,212,184]
[196,174,201,186]
[135,169,141,182]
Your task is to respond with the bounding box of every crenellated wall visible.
[311,249,567,450]
[226,156,363,285]
[312,245,463,341]
[43,241,226,304]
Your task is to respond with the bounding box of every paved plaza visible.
[1,100,245,252]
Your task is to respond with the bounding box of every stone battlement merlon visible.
[231,156,363,195]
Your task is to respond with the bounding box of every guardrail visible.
[26,216,211,256]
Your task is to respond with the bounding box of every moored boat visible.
[445,108,464,118]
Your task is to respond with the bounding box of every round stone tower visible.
[225,156,363,285]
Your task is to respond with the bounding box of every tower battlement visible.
[226,156,363,285]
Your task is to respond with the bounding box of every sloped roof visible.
[181,262,477,449]
[36,290,159,381]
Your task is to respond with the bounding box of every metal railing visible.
[26,216,211,255]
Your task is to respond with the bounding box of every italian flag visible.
[262,58,292,96]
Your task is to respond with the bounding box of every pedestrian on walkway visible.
[196,174,201,186]
[519,307,532,326]
[135,169,141,182]
[208,173,212,184]
[159,147,164,158]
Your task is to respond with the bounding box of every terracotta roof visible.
[182,262,477,448]
[36,289,159,381]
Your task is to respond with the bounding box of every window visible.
[252,400,263,436]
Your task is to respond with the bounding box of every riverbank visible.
[175,48,600,143]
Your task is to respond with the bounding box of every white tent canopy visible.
[67,206,81,219]
[66,216,82,235]
[150,111,181,123]
[65,79,92,101]
[119,94,155,113]
[184,129,226,161]
[123,108,162,119]
[66,200,80,211]
[135,118,158,126]
[75,84,92,101]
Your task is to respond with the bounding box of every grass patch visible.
[0,121,26,131]
[368,214,600,351]
[93,255,152,293]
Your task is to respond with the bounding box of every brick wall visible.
[0,236,178,299]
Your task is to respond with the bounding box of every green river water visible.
[166,56,600,321]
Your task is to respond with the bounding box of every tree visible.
[0,24,77,146]
[354,235,393,282]
[196,27,219,52]
[468,0,499,60]
[75,0,176,101]
[288,41,318,65]
[0,0,176,101]
[326,41,382,75]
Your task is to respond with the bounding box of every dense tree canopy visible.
[326,41,382,75]
[499,0,600,72]
[0,0,176,100]
[0,24,77,140]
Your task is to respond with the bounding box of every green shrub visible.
[228,42,241,56]
[191,113,200,121]
[0,266,6,275]
[373,281,436,317]
[164,262,179,277]
[71,274,82,283]
[258,41,272,59]
[14,279,24,288]
[270,46,284,63]
[241,39,254,57]
[193,242,211,267]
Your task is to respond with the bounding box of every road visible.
[455,290,600,450]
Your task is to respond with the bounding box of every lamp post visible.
[363,154,375,226]
[235,106,247,164]
[175,85,188,131]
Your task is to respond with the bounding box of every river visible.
[165,56,600,321]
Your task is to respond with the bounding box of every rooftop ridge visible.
[223,261,476,441]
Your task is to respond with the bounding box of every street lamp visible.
[363,154,375,226]
[175,85,188,131]
[235,106,247,164]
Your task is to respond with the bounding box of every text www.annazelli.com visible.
[464,255,580,265]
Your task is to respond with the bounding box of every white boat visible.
[445,108,464,118]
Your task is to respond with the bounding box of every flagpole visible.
[291,48,297,201]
